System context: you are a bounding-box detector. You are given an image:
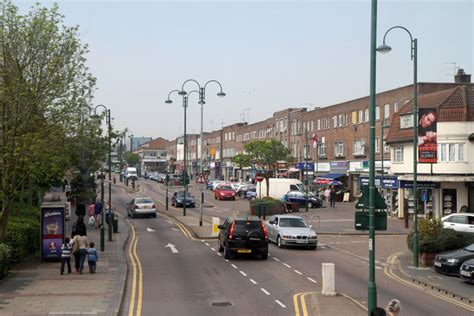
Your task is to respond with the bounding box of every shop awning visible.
[320,173,345,180]
[288,168,299,173]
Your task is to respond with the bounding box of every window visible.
[364,109,369,122]
[394,101,400,113]
[338,114,343,126]
[358,110,363,123]
[439,143,465,162]
[393,146,404,163]
[352,111,357,124]
[375,107,380,120]
[384,104,390,119]
[310,121,314,131]
[333,116,338,128]
[353,139,365,155]
[321,117,329,129]
[318,143,327,157]
[400,114,413,129]
[375,137,380,153]
[334,141,344,157]
[317,119,321,130]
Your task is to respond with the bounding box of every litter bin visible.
[113,215,118,233]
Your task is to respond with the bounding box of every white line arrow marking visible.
[147,228,155,232]
[171,228,179,232]
[165,243,179,253]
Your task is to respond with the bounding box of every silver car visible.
[127,197,156,218]
[266,215,317,250]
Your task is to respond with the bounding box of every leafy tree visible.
[244,140,292,197]
[124,152,140,167]
[231,153,252,182]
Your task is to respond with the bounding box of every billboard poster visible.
[41,206,65,261]
[418,108,437,163]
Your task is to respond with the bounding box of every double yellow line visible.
[293,291,315,316]
[158,212,196,240]
[385,253,474,311]
[128,220,143,316]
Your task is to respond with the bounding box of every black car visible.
[171,191,195,208]
[460,259,474,283]
[237,185,256,199]
[434,243,474,276]
[283,191,323,208]
[217,217,269,260]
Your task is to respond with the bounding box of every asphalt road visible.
[114,179,473,315]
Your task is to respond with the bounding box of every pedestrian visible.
[72,233,88,274]
[75,199,86,218]
[371,307,387,316]
[60,237,72,275]
[87,241,98,274]
[71,216,87,239]
[324,186,331,207]
[330,186,336,208]
[94,200,102,229]
[386,299,401,316]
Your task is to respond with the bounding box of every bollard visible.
[113,177,116,184]
[132,180,135,190]
[212,217,220,237]
[321,263,336,296]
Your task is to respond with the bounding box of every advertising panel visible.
[41,205,65,261]
[418,108,437,163]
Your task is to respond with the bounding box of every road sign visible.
[256,174,264,182]
[196,173,207,184]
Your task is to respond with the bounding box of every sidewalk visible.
[0,206,129,316]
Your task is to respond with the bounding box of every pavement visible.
[0,179,468,315]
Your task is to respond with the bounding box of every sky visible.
[16,0,474,140]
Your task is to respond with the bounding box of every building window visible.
[318,143,327,157]
[352,111,357,125]
[334,141,344,157]
[439,143,465,162]
[310,121,314,131]
[400,114,413,129]
[394,101,400,113]
[364,109,369,122]
[375,137,380,153]
[404,99,410,104]
[375,107,380,121]
[384,104,390,119]
[321,117,329,129]
[333,116,338,128]
[393,146,404,163]
[353,139,365,155]
[358,110,363,123]
[317,119,321,131]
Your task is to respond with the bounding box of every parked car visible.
[231,182,243,192]
[266,215,317,250]
[171,191,196,208]
[246,187,257,200]
[127,197,156,218]
[441,213,474,233]
[434,243,474,276]
[211,180,225,191]
[283,191,323,208]
[460,258,474,283]
[148,172,159,181]
[217,216,268,260]
[214,184,236,200]
[206,178,217,190]
[237,184,255,198]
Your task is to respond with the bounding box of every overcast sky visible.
[17,0,473,140]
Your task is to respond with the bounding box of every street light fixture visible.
[179,79,226,226]
[377,25,419,267]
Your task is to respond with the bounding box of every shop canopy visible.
[320,173,345,180]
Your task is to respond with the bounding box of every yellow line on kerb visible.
[128,221,137,316]
[127,220,144,316]
[293,292,315,316]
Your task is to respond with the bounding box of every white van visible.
[126,167,138,180]
[256,178,304,200]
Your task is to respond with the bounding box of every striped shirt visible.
[61,243,72,258]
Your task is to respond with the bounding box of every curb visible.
[318,232,408,236]
[115,221,131,316]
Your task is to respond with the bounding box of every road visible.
[113,179,473,315]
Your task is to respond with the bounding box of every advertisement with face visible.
[41,206,65,261]
[418,108,437,163]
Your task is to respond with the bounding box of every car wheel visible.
[218,239,224,252]
[224,245,232,259]
[277,236,283,248]
[309,245,317,250]
[261,252,268,260]
[232,197,236,201]
[152,213,157,218]
[308,202,314,208]
[130,212,135,219]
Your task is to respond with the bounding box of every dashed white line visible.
[201,240,206,243]
[225,259,229,262]
[273,257,280,262]
[275,300,287,308]
[231,264,238,269]
[307,277,317,283]
[240,271,247,276]
[249,279,258,285]
[376,266,382,270]
[283,263,292,268]
[211,247,216,251]
[204,242,210,246]
[217,253,222,257]
[294,270,303,275]
[261,288,270,296]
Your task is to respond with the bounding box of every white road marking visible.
[146,228,155,232]
[273,257,280,262]
[217,253,222,257]
[275,300,287,308]
[240,271,247,276]
[231,264,238,269]
[171,228,179,232]
[205,242,210,246]
[225,259,229,262]
[283,263,292,268]
[261,288,270,295]
[376,266,382,270]
[249,279,258,285]
[201,240,205,243]
[307,277,317,283]
[165,243,179,253]
[294,270,303,275]
[166,220,173,224]
[211,248,216,251]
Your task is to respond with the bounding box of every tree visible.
[124,152,140,167]
[244,140,292,197]
[231,153,252,182]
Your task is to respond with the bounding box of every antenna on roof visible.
[443,62,459,77]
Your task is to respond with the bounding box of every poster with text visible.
[418,108,437,163]
[41,207,65,261]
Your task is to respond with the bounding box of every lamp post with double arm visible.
[377,25,419,267]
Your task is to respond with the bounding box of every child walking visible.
[60,237,72,275]
[87,242,98,273]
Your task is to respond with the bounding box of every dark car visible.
[460,259,474,283]
[217,217,269,260]
[171,191,195,208]
[246,187,257,200]
[434,243,474,276]
[237,184,255,198]
[283,191,323,208]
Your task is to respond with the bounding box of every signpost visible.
[196,173,208,226]
[256,173,264,199]
[40,202,65,262]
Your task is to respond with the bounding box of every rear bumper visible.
[228,240,268,254]
[133,209,156,215]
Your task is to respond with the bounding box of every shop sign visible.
[400,181,440,189]
[360,176,398,189]
[296,162,314,171]
[40,205,65,261]
[330,161,348,173]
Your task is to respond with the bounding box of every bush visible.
[4,217,40,265]
[0,244,12,280]
[407,218,442,253]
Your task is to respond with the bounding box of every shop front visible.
[359,176,399,215]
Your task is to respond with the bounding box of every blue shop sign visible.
[400,181,440,189]
[360,176,398,189]
[296,162,314,171]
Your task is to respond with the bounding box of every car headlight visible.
[447,258,459,263]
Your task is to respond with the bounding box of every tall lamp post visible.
[94,104,113,247]
[178,79,226,226]
[377,25,419,267]
[304,130,310,213]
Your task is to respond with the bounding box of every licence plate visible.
[237,249,251,253]
[434,261,442,267]
[296,239,308,244]
[143,205,149,209]
[460,270,471,277]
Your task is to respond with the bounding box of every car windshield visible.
[279,218,308,228]
[219,186,233,191]
[135,198,153,204]
[176,192,194,198]
[464,244,474,252]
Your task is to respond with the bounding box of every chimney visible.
[455,68,471,83]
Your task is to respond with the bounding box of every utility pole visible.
[305,130,310,213]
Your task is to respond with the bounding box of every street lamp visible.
[94,104,113,248]
[377,25,419,267]
[304,130,310,213]
[179,79,226,226]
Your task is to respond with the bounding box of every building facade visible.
[136,137,169,176]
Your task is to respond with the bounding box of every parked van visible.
[256,178,304,200]
[126,167,138,180]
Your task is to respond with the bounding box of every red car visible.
[214,184,236,200]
